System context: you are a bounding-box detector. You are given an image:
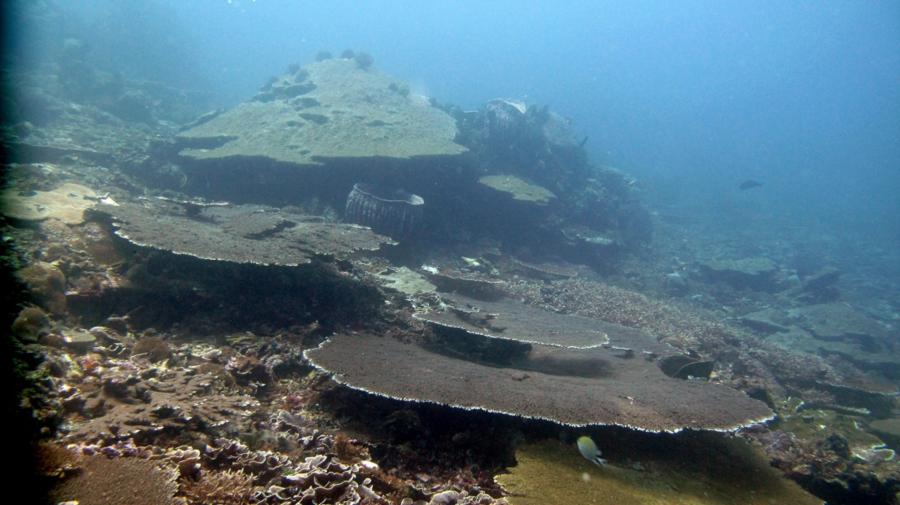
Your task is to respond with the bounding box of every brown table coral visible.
[178,58,466,166]
[305,333,773,433]
[94,197,392,266]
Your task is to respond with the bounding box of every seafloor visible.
[2,53,899,505]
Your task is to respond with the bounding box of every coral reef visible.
[11,305,50,338]
[177,59,465,166]
[415,292,615,348]
[95,197,393,266]
[422,270,506,301]
[4,45,897,505]
[305,333,772,432]
[58,356,262,444]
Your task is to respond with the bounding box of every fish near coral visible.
[576,436,606,466]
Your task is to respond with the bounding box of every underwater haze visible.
[4,1,900,504]
[11,0,900,250]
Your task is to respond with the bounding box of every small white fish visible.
[577,436,607,467]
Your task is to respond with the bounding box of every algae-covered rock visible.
[478,175,556,205]
[178,59,466,166]
[495,438,822,505]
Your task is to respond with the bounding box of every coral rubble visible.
[4,44,898,505]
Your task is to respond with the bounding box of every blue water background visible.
[10,0,900,274]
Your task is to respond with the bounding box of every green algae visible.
[495,438,822,505]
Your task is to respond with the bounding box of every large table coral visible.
[415,293,618,349]
[94,197,392,266]
[177,58,466,166]
[304,333,773,432]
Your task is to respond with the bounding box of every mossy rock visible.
[495,438,822,505]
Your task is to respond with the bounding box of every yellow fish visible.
[576,436,607,466]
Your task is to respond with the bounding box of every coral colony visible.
[4,52,897,505]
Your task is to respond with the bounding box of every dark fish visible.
[739,180,763,190]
